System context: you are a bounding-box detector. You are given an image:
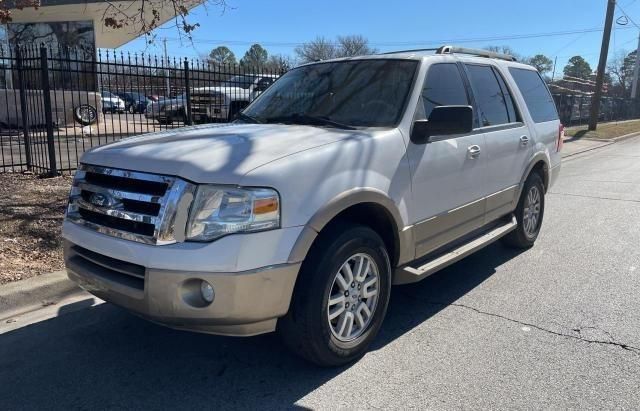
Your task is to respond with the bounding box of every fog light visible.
[200,280,215,303]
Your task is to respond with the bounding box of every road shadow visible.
[0,242,522,409]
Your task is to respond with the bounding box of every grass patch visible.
[565,119,640,140]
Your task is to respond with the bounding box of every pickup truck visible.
[63,46,562,366]
[190,74,278,123]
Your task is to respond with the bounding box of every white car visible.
[100,91,126,114]
[190,74,278,123]
[63,46,562,366]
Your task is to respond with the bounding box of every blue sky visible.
[118,0,640,73]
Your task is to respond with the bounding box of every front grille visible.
[67,243,145,291]
[67,164,195,245]
[191,92,225,106]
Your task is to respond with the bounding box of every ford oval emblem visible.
[89,192,115,208]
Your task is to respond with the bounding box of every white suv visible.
[63,46,562,366]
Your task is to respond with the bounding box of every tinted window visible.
[493,68,519,123]
[243,59,418,127]
[509,68,559,123]
[418,63,469,120]
[465,64,510,127]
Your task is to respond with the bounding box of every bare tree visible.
[0,0,228,41]
[265,54,294,72]
[484,45,522,61]
[294,37,337,63]
[336,35,377,57]
[607,50,636,97]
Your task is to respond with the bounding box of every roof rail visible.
[435,45,517,62]
[380,47,439,55]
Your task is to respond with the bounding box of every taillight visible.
[557,124,564,152]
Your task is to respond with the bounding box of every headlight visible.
[186,186,280,241]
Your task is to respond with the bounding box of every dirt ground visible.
[0,173,72,284]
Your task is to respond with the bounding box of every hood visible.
[80,123,362,184]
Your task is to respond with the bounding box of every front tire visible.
[279,223,392,367]
[502,172,545,249]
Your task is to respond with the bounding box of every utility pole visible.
[588,0,616,131]
[163,38,171,97]
[551,56,558,82]
[631,32,640,98]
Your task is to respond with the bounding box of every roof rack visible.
[380,47,439,55]
[435,45,517,61]
[380,45,517,62]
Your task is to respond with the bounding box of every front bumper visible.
[65,240,300,336]
[192,104,229,122]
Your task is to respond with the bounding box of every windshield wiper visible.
[264,114,355,130]
[235,112,262,124]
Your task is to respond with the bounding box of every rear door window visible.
[418,63,469,120]
[465,64,512,127]
[509,68,559,123]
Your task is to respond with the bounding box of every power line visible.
[160,25,635,48]
[616,2,640,29]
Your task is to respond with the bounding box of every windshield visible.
[221,75,258,89]
[242,59,417,127]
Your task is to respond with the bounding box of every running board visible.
[394,216,517,285]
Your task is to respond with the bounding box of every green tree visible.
[241,43,269,68]
[209,46,237,65]
[528,54,553,75]
[563,56,593,79]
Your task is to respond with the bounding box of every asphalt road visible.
[1,137,640,410]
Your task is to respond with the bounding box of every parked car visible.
[191,74,279,123]
[100,91,126,114]
[63,46,562,367]
[117,91,150,114]
[145,93,186,124]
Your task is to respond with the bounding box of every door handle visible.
[520,135,530,146]
[467,145,481,159]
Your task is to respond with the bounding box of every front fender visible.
[287,188,414,266]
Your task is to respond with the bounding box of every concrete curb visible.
[0,270,83,318]
[562,132,640,159]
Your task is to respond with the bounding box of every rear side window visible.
[465,64,513,127]
[419,63,469,120]
[509,68,558,123]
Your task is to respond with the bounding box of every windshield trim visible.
[245,58,420,129]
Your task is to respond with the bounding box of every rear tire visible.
[278,223,392,367]
[502,172,545,249]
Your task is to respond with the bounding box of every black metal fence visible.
[0,44,286,174]
[2,44,640,175]
[553,93,640,128]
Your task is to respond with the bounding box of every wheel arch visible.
[516,152,551,202]
[288,188,413,269]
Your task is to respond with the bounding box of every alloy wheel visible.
[327,253,379,342]
[523,185,541,238]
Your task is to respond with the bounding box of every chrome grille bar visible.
[67,164,196,245]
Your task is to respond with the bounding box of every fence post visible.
[39,46,57,176]
[183,58,193,126]
[15,47,32,170]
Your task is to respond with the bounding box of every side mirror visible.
[411,105,473,144]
